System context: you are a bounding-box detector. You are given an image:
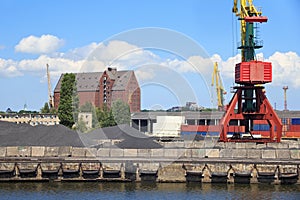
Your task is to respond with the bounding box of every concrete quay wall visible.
[1,140,300,159]
[0,140,300,184]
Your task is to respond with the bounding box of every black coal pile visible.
[180,133,204,141]
[86,124,162,149]
[0,121,86,147]
[116,136,162,149]
[0,121,162,149]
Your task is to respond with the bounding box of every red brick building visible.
[54,67,140,112]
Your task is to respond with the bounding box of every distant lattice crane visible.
[46,64,54,108]
[283,86,288,111]
[211,62,226,111]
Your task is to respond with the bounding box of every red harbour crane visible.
[219,0,282,142]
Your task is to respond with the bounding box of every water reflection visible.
[0,182,299,200]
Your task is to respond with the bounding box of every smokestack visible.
[283,86,288,111]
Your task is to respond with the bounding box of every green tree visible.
[58,73,77,128]
[18,110,38,114]
[111,99,131,125]
[40,102,50,113]
[80,102,98,128]
[77,115,88,133]
[72,81,79,123]
[96,104,116,128]
[49,108,58,114]
[80,102,94,112]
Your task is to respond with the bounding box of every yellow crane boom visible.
[232,0,267,62]
[211,62,226,110]
[46,64,54,108]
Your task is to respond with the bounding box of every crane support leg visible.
[220,86,282,143]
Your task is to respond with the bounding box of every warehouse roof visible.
[54,69,133,93]
[112,71,133,91]
[76,72,103,92]
[54,72,102,92]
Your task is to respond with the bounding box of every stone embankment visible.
[0,140,300,184]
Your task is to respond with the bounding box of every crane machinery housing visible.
[219,0,282,142]
[211,62,226,111]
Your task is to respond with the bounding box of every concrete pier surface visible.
[0,140,300,184]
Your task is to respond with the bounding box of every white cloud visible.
[80,60,107,72]
[19,55,84,74]
[3,38,300,90]
[135,67,156,81]
[87,40,159,68]
[61,42,99,61]
[218,54,241,81]
[8,39,216,83]
[1,40,157,79]
[218,52,300,88]
[0,55,84,82]
[89,40,140,64]
[267,51,300,87]
[0,58,23,77]
[15,34,64,54]
[182,56,213,75]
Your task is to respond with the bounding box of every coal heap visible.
[0,122,162,149]
[0,121,85,147]
[86,124,162,149]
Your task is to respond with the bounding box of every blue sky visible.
[0,0,299,111]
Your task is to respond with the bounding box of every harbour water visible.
[0,182,299,200]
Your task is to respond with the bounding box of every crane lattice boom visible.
[211,62,226,111]
[47,64,54,108]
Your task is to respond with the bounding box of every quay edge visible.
[0,140,300,184]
